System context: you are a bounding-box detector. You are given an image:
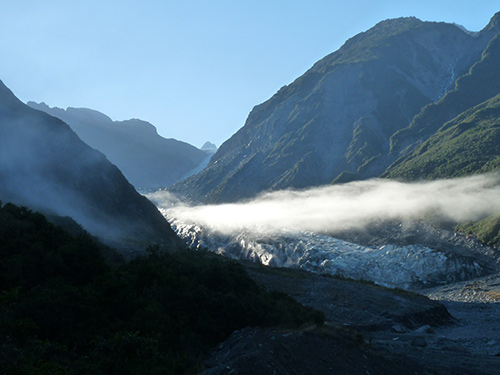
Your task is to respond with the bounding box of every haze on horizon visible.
[0,1,498,148]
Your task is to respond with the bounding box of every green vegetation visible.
[385,93,500,180]
[329,17,425,66]
[457,212,500,249]
[381,37,500,251]
[390,35,500,154]
[0,202,323,374]
[384,94,500,249]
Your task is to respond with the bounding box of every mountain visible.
[172,14,500,203]
[27,102,207,189]
[201,141,218,153]
[0,80,181,249]
[384,92,500,180]
[177,141,217,181]
[388,33,500,160]
[379,31,500,249]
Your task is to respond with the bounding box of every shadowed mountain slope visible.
[0,80,180,249]
[27,102,207,189]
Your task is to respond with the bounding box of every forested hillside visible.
[0,202,323,374]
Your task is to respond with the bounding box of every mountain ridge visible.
[172,14,500,203]
[28,101,207,189]
[389,32,500,157]
[0,80,181,250]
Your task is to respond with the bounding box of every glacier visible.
[165,210,495,290]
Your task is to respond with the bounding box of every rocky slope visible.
[0,80,181,250]
[380,32,500,247]
[172,13,500,203]
[386,33,500,168]
[385,92,500,180]
[27,102,207,189]
[203,263,500,375]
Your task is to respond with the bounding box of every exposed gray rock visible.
[392,324,407,333]
[436,338,464,352]
[411,336,427,347]
[172,14,500,204]
[414,325,434,334]
[202,327,430,375]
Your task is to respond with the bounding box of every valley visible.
[2,8,500,375]
[150,173,500,291]
[159,198,500,374]
[148,172,500,373]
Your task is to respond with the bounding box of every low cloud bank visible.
[148,173,500,235]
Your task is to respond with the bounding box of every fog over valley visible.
[146,174,500,290]
[150,173,500,235]
[3,7,500,373]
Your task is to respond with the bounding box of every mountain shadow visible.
[27,102,207,190]
[0,80,181,250]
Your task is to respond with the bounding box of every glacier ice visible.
[166,211,492,290]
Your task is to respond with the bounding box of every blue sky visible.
[0,1,498,148]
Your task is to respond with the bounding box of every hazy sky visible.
[0,1,498,148]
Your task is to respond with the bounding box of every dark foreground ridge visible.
[0,203,323,374]
[2,202,499,374]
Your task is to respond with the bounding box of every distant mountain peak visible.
[65,106,113,123]
[27,100,50,110]
[117,118,158,136]
[28,102,113,123]
[201,141,217,152]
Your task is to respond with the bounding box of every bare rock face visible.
[0,80,181,250]
[172,14,500,204]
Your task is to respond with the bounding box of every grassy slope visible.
[383,94,500,248]
[457,212,500,248]
[384,93,500,180]
[389,34,500,155]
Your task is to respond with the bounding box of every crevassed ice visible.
[168,216,485,290]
